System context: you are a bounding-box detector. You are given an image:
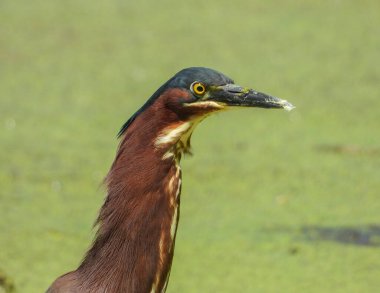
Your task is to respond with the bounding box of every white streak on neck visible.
[176,179,181,200]
[151,233,165,293]
[155,122,192,148]
[170,206,178,240]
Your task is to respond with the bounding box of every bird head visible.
[119,67,294,138]
[164,67,294,116]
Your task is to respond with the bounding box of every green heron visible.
[47,67,294,293]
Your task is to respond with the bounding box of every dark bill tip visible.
[248,90,295,111]
[209,84,295,111]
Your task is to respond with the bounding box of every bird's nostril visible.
[225,84,245,93]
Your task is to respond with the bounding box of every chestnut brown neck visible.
[75,97,189,293]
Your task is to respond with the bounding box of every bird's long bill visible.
[208,84,295,111]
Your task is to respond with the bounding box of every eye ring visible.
[191,82,206,96]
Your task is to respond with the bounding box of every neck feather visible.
[76,106,194,293]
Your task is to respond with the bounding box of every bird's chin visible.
[184,101,226,110]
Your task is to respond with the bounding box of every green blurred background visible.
[1,0,379,292]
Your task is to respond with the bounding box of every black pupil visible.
[196,85,204,92]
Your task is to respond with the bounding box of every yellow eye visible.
[191,82,206,96]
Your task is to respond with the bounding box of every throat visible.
[155,120,202,159]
